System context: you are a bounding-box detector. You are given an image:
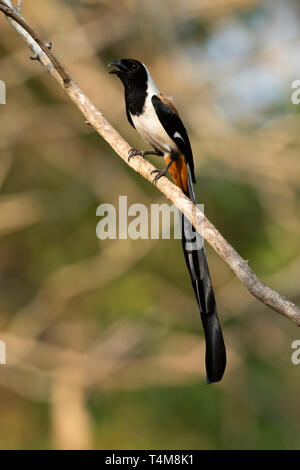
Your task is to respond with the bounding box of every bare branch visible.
[0,0,299,325]
[0,0,70,84]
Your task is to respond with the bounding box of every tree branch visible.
[0,0,70,84]
[1,0,299,326]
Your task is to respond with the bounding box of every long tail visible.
[177,163,226,383]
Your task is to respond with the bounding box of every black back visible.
[152,95,196,182]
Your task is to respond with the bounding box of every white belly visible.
[131,95,177,155]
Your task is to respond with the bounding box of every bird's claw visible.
[128,148,144,162]
[150,168,167,185]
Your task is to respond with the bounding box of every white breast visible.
[130,66,178,155]
[131,96,176,154]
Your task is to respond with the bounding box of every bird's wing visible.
[151,94,195,182]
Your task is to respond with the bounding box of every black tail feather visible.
[181,171,226,383]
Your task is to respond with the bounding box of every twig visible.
[0,0,70,84]
[0,0,299,325]
[17,0,22,13]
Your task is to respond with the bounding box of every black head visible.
[108,59,148,90]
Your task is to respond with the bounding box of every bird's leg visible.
[150,149,179,185]
[150,159,174,185]
[128,148,163,162]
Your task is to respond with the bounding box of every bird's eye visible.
[131,64,137,70]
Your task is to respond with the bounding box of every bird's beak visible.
[108,60,128,74]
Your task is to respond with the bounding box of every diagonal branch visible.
[0,0,299,325]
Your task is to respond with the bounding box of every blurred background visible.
[0,0,300,450]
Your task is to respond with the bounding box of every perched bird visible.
[108,59,226,383]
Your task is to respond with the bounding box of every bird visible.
[108,58,226,383]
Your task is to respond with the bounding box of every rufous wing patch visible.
[156,94,179,116]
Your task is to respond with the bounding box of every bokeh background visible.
[0,0,300,450]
